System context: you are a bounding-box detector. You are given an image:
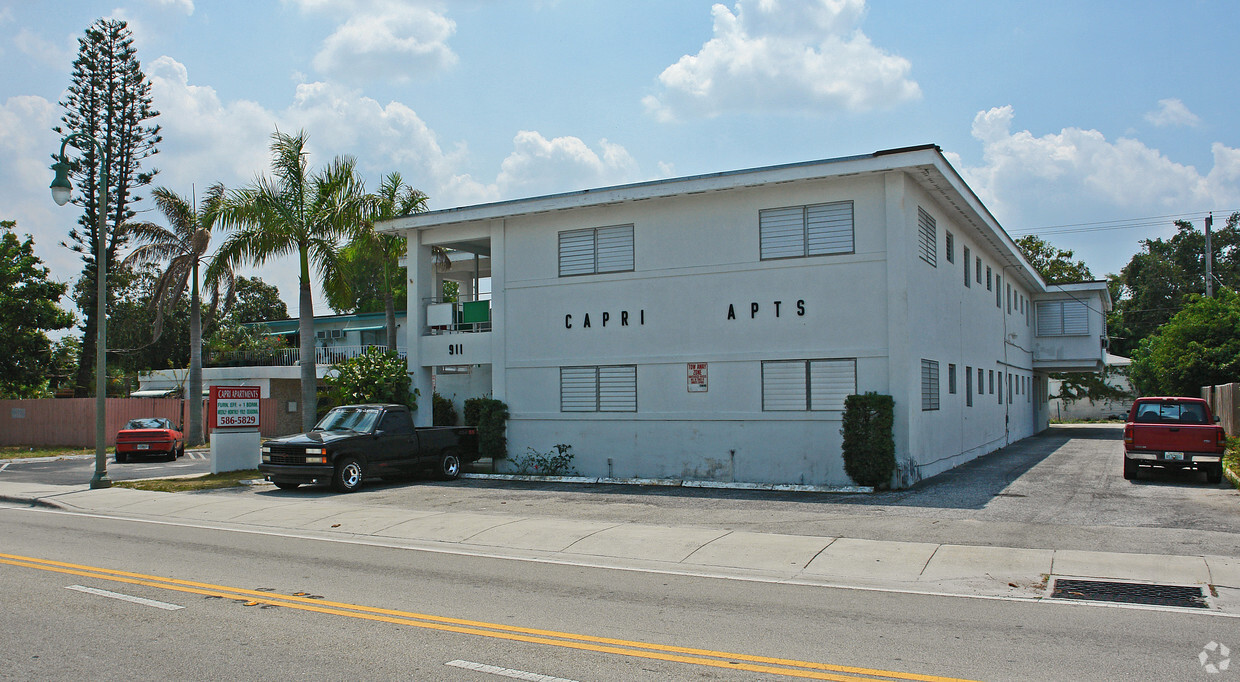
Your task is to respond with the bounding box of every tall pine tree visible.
[55,18,161,397]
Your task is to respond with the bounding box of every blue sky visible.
[2,0,1237,316]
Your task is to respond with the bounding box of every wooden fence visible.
[0,398,282,448]
[1202,383,1239,437]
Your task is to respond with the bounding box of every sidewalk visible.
[2,479,1239,614]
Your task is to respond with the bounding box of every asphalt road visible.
[0,451,212,485]
[3,501,1233,681]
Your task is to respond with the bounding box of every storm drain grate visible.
[1051,579,1208,609]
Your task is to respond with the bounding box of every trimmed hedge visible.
[432,392,458,426]
[464,397,509,459]
[841,392,896,488]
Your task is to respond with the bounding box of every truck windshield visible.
[1134,402,1207,424]
[314,407,381,433]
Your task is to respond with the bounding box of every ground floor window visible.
[561,365,637,412]
[761,358,855,411]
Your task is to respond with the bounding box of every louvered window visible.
[921,359,940,411]
[945,231,955,264]
[558,225,634,276]
[759,201,854,260]
[762,359,856,411]
[560,365,637,412]
[963,246,971,287]
[917,207,936,266]
[1037,300,1090,336]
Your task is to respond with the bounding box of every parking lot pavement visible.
[342,424,1240,556]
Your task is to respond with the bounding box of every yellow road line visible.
[2,552,980,682]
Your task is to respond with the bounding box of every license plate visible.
[1164,451,1184,461]
[135,444,149,450]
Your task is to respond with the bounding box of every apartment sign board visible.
[687,362,708,392]
[211,385,260,428]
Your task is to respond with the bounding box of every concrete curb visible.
[460,472,872,494]
[1225,461,1240,490]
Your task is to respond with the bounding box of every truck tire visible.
[1122,458,1137,480]
[332,456,365,493]
[1206,464,1223,485]
[115,452,127,464]
[438,450,461,481]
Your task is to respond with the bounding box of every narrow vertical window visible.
[976,257,982,284]
[945,231,955,264]
[917,207,937,266]
[986,266,992,291]
[995,275,1002,308]
[963,246,971,287]
[948,364,957,395]
[965,365,973,407]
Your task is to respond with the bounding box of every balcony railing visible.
[207,345,407,368]
[425,297,492,335]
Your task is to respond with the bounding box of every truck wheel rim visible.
[342,462,362,487]
[444,456,459,476]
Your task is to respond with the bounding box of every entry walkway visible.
[2,479,1238,615]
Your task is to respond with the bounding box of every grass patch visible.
[115,469,261,492]
[1225,437,1240,489]
[0,445,110,460]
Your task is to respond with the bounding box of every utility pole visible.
[1205,213,1214,298]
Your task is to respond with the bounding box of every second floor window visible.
[759,201,854,260]
[559,224,634,276]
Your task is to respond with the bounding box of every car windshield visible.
[125,418,169,430]
[314,407,381,433]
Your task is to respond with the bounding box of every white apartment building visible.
[380,145,1110,487]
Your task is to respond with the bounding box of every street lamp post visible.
[51,133,111,489]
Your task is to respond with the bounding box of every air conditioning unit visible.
[315,330,327,339]
[330,329,344,339]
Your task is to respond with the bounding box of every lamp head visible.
[50,160,73,206]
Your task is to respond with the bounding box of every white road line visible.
[65,584,184,611]
[446,660,579,682]
[0,462,10,473]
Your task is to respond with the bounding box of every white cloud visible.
[1145,98,1200,128]
[959,106,1236,217]
[643,0,920,121]
[495,131,640,198]
[0,94,90,291]
[14,28,74,68]
[289,0,457,84]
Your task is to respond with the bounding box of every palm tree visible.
[358,172,430,351]
[122,184,234,446]
[210,130,367,431]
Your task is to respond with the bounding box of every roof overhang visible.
[379,144,1057,293]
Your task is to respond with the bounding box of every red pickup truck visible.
[1123,397,1227,483]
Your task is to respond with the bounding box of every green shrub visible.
[840,392,896,488]
[464,397,508,459]
[433,392,458,426]
[326,348,417,409]
[512,443,578,476]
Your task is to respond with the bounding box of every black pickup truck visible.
[259,404,479,492]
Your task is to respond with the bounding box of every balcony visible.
[207,345,407,368]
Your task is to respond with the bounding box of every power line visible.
[1009,209,1239,237]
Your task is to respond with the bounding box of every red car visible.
[115,417,185,463]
